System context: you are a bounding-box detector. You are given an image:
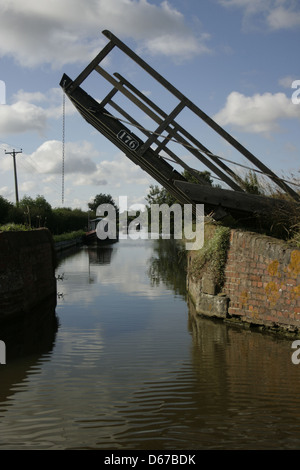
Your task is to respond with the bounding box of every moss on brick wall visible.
[188,225,231,292]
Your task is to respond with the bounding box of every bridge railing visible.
[61,30,300,208]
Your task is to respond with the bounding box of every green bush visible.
[290,224,300,248]
[0,223,32,232]
[53,230,85,243]
[188,225,231,289]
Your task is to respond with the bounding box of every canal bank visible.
[54,235,84,254]
[0,228,57,322]
[187,223,300,336]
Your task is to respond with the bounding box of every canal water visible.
[0,237,300,450]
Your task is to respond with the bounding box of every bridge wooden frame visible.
[60,30,299,219]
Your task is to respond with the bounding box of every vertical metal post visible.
[5,149,22,205]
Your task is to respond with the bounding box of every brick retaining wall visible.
[0,229,57,320]
[223,230,300,331]
[187,226,300,334]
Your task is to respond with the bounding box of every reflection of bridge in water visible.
[60,30,299,230]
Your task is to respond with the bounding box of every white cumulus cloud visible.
[278,76,297,89]
[219,0,300,30]
[0,0,211,68]
[267,5,300,29]
[73,154,150,187]
[23,140,99,175]
[0,87,76,136]
[213,91,300,134]
[0,101,47,135]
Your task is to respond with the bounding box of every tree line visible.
[0,169,270,236]
[0,193,117,235]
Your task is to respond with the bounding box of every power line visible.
[17,157,62,196]
[0,140,21,151]
[62,91,66,205]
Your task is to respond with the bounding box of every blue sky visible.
[0,0,299,210]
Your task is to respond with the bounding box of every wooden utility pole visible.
[5,149,22,205]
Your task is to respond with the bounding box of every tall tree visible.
[145,170,213,208]
[88,193,118,215]
[19,195,53,227]
[182,169,213,186]
[0,196,13,225]
[145,185,177,207]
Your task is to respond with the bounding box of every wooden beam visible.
[173,180,297,216]
[66,41,115,92]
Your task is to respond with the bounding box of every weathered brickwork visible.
[223,230,300,331]
[187,226,300,333]
[0,229,57,320]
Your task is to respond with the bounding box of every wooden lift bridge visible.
[60,30,299,220]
